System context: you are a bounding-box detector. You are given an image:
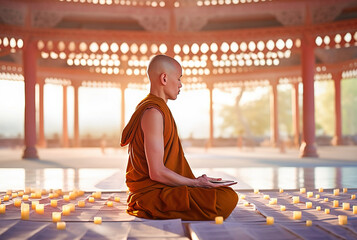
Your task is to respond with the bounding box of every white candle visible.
[315,194,320,199]
[300,188,306,194]
[12,193,18,198]
[114,196,120,202]
[36,204,44,214]
[333,200,339,208]
[293,196,299,204]
[18,191,24,197]
[343,188,347,193]
[324,198,329,202]
[318,188,323,193]
[68,203,75,212]
[293,211,301,220]
[353,206,357,214]
[62,205,71,216]
[333,189,340,196]
[266,216,274,225]
[88,197,95,203]
[49,193,54,199]
[343,203,350,210]
[3,195,9,201]
[51,200,57,208]
[52,212,61,222]
[21,203,29,220]
[63,195,70,202]
[325,208,330,214]
[69,192,76,200]
[316,206,321,211]
[280,205,286,211]
[279,188,284,193]
[14,199,22,207]
[269,198,277,205]
[215,216,223,224]
[306,202,312,209]
[94,217,102,224]
[306,220,312,227]
[351,194,356,200]
[107,201,113,207]
[0,204,5,214]
[254,189,259,194]
[57,222,66,230]
[338,215,347,225]
[263,195,270,200]
[22,195,29,201]
[307,192,313,198]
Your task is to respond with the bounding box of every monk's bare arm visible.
[141,108,222,188]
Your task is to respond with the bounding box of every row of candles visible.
[0,189,121,230]
[238,187,356,226]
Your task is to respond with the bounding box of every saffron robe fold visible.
[121,93,238,220]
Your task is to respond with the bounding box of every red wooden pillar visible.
[332,72,343,145]
[270,79,279,147]
[22,40,39,159]
[292,82,300,148]
[207,83,214,148]
[299,32,318,157]
[38,78,46,148]
[73,83,80,147]
[62,85,69,147]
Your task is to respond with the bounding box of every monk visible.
[121,55,238,221]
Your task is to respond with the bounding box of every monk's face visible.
[165,63,182,100]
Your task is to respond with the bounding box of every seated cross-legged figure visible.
[121,54,238,221]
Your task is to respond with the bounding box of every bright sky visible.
[0,80,269,139]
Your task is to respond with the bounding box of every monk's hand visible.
[195,174,224,188]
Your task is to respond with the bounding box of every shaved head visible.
[147,55,181,84]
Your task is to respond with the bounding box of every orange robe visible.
[121,93,238,220]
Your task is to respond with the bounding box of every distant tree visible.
[342,78,357,135]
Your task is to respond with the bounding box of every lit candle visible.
[333,200,339,208]
[0,204,6,214]
[279,188,284,193]
[306,202,312,209]
[215,216,223,224]
[306,220,312,227]
[52,212,61,222]
[293,211,301,220]
[325,209,330,214]
[324,198,329,202]
[266,216,274,225]
[239,195,245,200]
[69,192,76,200]
[36,204,44,214]
[88,197,95,203]
[263,195,270,200]
[353,206,357,214]
[25,187,31,194]
[63,195,70,202]
[14,199,22,207]
[315,194,320,199]
[3,195,9,201]
[94,217,102,224]
[6,190,12,195]
[351,194,356,200]
[244,202,250,207]
[31,201,39,210]
[342,203,350,210]
[316,206,321,211]
[280,205,286,211]
[68,203,75,212]
[18,191,24,197]
[57,222,66,230]
[12,193,18,198]
[49,193,54,199]
[53,193,59,198]
[22,195,29,201]
[78,191,85,196]
[318,188,323,193]
[35,192,41,199]
[107,201,113,207]
[51,200,57,208]
[300,188,306,194]
[21,203,29,220]
[293,196,300,204]
[62,205,71,216]
[41,189,47,195]
[343,188,347,193]
[307,192,313,198]
[333,189,340,196]
[254,189,259,194]
[78,200,85,207]
[269,198,277,205]
[338,215,347,225]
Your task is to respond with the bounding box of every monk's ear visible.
[160,73,167,86]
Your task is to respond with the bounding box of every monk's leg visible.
[215,187,238,219]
